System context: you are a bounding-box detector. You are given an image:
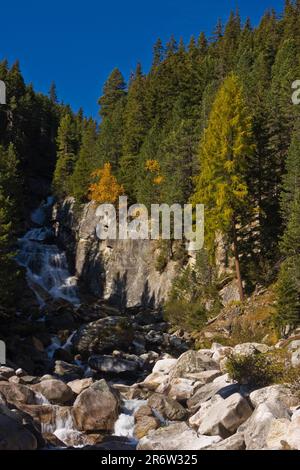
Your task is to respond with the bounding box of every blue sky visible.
[0,0,284,119]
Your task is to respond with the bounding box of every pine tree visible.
[192,74,255,300]
[49,81,58,104]
[53,113,77,197]
[98,68,126,119]
[70,118,98,202]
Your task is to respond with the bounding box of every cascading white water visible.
[16,197,79,306]
[114,400,147,440]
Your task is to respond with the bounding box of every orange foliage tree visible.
[89,162,124,203]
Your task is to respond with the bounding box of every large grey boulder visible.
[170,350,218,379]
[250,384,299,409]
[197,393,253,438]
[73,379,120,431]
[187,375,238,413]
[88,355,139,375]
[239,400,290,450]
[137,422,222,450]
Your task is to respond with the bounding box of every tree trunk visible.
[232,222,244,302]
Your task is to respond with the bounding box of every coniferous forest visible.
[1,1,300,453]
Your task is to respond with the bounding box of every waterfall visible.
[114,400,147,440]
[16,197,79,306]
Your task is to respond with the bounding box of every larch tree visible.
[192,73,255,301]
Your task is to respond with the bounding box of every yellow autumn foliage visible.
[89,162,124,203]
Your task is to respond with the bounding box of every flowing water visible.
[16,197,79,306]
[114,399,147,441]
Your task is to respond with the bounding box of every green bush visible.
[225,352,284,387]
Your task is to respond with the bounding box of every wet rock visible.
[0,382,38,405]
[17,404,74,435]
[73,379,120,431]
[32,379,74,405]
[134,415,159,439]
[88,355,139,376]
[54,361,84,381]
[73,316,134,358]
[67,378,93,395]
[0,411,38,450]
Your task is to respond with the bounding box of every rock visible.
[197,393,252,438]
[0,382,37,405]
[233,342,270,356]
[137,422,222,450]
[15,368,27,377]
[134,405,153,420]
[54,361,84,381]
[287,340,300,351]
[189,395,224,428]
[167,378,199,402]
[54,429,104,448]
[32,379,74,405]
[207,433,246,450]
[73,379,119,431]
[19,376,40,385]
[184,370,222,385]
[148,393,188,421]
[187,375,236,413]
[211,343,233,363]
[240,401,290,450]
[250,384,299,409]
[73,316,134,358]
[265,418,290,450]
[152,358,177,375]
[220,280,240,305]
[141,372,169,392]
[88,355,139,375]
[43,432,66,448]
[134,416,159,439]
[67,378,93,395]
[291,348,300,367]
[286,415,300,450]
[53,348,74,363]
[170,350,217,379]
[17,404,74,434]
[0,367,15,379]
[0,412,37,450]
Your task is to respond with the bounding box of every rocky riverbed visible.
[1,333,300,450]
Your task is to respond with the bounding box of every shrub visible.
[225,352,284,387]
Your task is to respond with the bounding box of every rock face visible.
[55,199,178,308]
[137,422,222,450]
[73,379,120,431]
[72,317,134,357]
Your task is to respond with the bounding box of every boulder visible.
[167,378,199,402]
[0,367,15,379]
[72,317,134,358]
[134,416,159,439]
[184,370,222,384]
[286,415,300,450]
[240,401,290,450]
[189,395,224,428]
[141,372,169,392]
[148,393,188,421]
[17,404,74,434]
[32,379,74,405]
[187,375,236,413]
[67,378,93,395]
[73,379,120,431]
[207,433,246,450]
[211,343,233,364]
[152,358,177,375]
[170,350,217,379]
[0,412,37,450]
[134,405,153,420]
[88,355,139,375]
[250,384,299,409]
[137,422,222,450]
[54,361,84,381]
[233,342,270,356]
[197,393,253,438]
[265,418,290,450]
[291,348,300,367]
[0,382,37,405]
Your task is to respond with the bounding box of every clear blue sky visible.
[0,0,284,119]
